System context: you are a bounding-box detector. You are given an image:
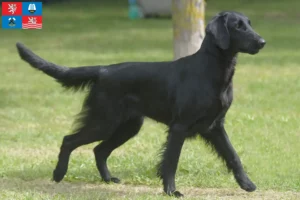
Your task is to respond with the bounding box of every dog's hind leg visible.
[93,116,144,183]
[52,116,118,183]
[53,89,120,183]
[201,120,256,192]
[52,131,97,182]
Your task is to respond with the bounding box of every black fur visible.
[16,11,265,197]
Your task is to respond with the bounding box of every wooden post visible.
[172,0,205,60]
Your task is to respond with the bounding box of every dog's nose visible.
[258,38,266,48]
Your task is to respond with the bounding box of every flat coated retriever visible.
[16,11,265,197]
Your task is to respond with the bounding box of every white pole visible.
[172,0,205,60]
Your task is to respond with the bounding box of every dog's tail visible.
[16,42,99,91]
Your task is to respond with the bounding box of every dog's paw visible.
[103,177,121,184]
[240,179,256,192]
[173,191,184,198]
[110,177,121,183]
[166,190,184,198]
[235,173,256,192]
[52,169,65,183]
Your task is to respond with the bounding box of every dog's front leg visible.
[202,120,256,192]
[157,124,187,198]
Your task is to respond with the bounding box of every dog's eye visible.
[236,21,243,29]
[236,20,247,31]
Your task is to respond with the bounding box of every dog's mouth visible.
[240,43,264,55]
[239,48,260,55]
[239,38,266,55]
[248,48,260,55]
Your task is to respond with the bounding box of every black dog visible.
[16,11,265,197]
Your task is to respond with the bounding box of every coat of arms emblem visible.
[28,3,36,13]
[8,17,16,27]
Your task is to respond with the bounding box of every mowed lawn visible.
[0,0,300,199]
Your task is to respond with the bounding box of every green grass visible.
[1,0,300,199]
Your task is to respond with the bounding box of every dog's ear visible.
[206,13,230,50]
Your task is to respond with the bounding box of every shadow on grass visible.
[2,159,300,199]
[1,161,163,199]
[2,164,55,181]
[1,177,300,200]
[2,160,158,185]
[0,178,161,200]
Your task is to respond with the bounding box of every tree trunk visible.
[172,0,205,60]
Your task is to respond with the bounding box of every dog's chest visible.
[220,82,233,108]
[219,60,235,107]
[209,65,235,125]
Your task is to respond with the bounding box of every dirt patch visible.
[0,178,299,200]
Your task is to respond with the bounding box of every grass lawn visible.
[0,0,300,199]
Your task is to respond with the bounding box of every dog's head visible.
[206,11,265,54]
